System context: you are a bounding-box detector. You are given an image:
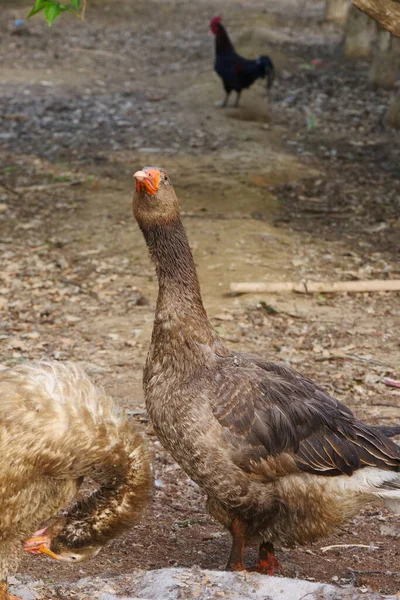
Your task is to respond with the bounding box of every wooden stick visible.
[321,543,379,552]
[230,280,400,294]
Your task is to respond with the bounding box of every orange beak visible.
[24,528,61,560]
[133,169,160,195]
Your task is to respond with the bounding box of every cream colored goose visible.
[0,361,151,600]
[132,165,400,574]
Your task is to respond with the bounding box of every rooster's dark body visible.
[210,17,275,107]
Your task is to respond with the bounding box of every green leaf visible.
[53,175,71,182]
[307,113,316,131]
[44,1,61,25]
[27,0,47,18]
[28,0,83,22]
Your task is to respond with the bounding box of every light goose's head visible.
[133,166,180,228]
[24,523,102,563]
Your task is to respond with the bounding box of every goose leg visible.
[255,541,282,575]
[226,519,246,571]
[0,580,22,600]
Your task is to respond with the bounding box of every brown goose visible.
[132,166,400,575]
[0,361,151,600]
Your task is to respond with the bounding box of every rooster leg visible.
[226,518,246,571]
[254,541,282,575]
[0,580,22,600]
[221,92,231,108]
[233,91,241,108]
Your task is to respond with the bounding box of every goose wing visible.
[212,355,400,477]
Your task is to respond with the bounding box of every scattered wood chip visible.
[383,377,400,389]
[320,544,379,552]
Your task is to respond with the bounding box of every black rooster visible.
[210,16,275,108]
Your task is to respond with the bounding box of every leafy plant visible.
[28,0,86,25]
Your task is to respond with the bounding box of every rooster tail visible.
[256,56,275,91]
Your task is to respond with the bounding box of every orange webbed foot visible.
[253,555,282,575]
[0,591,22,600]
[249,541,282,575]
[226,562,246,572]
[0,581,22,600]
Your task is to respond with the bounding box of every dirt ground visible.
[0,0,399,595]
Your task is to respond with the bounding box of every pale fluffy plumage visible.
[0,361,151,596]
[133,166,400,573]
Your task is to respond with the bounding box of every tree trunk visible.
[386,91,400,128]
[369,29,400,88]
[343,5,377,57]
[325,0,351,24]
[352,0,400,38]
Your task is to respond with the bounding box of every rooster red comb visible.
[210,16,222,27]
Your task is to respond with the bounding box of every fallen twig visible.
[321,543,379,552]
[59,278,99,300]
[71,47,125,59]
[383,377,400,389]
[0,179,21,197]
[369,401,400,408]
[230,280,400,294]
[15,180,83,193]
[348,568,400,576]
[315,353,392,368]
[28,244,50,253]
[257,301,305,320]
[81,0,87,19]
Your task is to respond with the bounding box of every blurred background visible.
[0,0,399,593]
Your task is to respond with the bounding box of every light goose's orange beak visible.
[24,528,60,560]
[133,169,160,195]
